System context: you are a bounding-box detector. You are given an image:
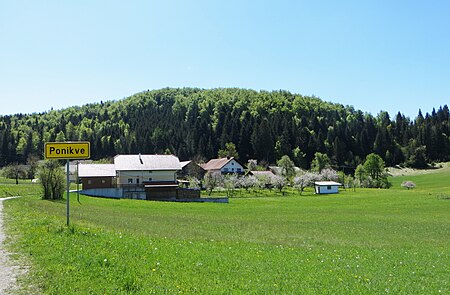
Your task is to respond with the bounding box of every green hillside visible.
[1,88,449,170]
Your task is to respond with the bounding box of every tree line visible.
[0,88,449,171]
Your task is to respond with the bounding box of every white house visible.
[201,157,244,174]
[114,154,181,187]
[314,181,342,194]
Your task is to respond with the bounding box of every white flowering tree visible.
[272,175,286,193]
[239,175,257,192]
[204,171,224,196]
[223,174,238,197]
[293,172,321,195]
[401,181,416,190]
[320,168,338,181]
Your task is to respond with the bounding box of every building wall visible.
[81,177,114,189]
[117,170,177,187]
[315,185,339,194]
[145,187,178,200]
[177,188,201,199]
[81,188,123,199]
[220,160,244,174]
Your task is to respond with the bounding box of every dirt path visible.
[0,197,20,294]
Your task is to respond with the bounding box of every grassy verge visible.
[0,178,41,198]
[3,174,450,294]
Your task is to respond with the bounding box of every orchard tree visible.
[223,174,238,197]
[320,168,338,181]
[204,171,223,196]
[294,172,320,195]
[2,163,27,184]
[272,175,286,193]
[277,155,296,180]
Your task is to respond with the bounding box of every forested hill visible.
[1,88,449,169]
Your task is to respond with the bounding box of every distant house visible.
[248,170,276,179]
[178,160,206,179]
[201,157,245,175]
[78,164,116,190]
[314,181,342,194]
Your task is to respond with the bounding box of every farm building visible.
[178,160,206,179]
[78,154,191,200]
[314,181,342,194]
[78,164,116,189]
[201,157,245,175]
[114,154,181,200]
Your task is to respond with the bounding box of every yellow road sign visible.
[45,142,90,159]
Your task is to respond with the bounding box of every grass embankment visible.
[3,171,450,294]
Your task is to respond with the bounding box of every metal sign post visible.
[44,141,91,227]
[66,160,70,226]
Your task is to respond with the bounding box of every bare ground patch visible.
[388,162,450,177]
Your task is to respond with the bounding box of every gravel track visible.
[0,197,20,294]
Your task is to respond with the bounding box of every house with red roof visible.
[201,157,245,175]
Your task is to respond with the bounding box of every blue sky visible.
[1,0,449,118]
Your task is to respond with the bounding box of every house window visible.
[232,168,235,172]
[231,162,234,165]
[88,180,92,184]
[149,178,152,181]
[128,178,133,184]
[327,186,331,190]
[223,168,229,172]
[237,168,241,172]
[136,178,140,184]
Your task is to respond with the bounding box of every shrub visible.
[38,161,65,200]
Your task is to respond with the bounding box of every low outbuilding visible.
[78,164,116,189]
[314,181,342,194]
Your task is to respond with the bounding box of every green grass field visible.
[0,178,42,198]
[3,170,450,294]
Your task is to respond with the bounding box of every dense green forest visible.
[1,88,449,170]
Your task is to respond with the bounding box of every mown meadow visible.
[2,169,450,294]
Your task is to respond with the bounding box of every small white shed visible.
[314,181,342,194]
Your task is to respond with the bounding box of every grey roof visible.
[78,164,116,177]
[114,154,181,171]
[314,181,342,186]
[249,170,276,178]
[180,160,191,168]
